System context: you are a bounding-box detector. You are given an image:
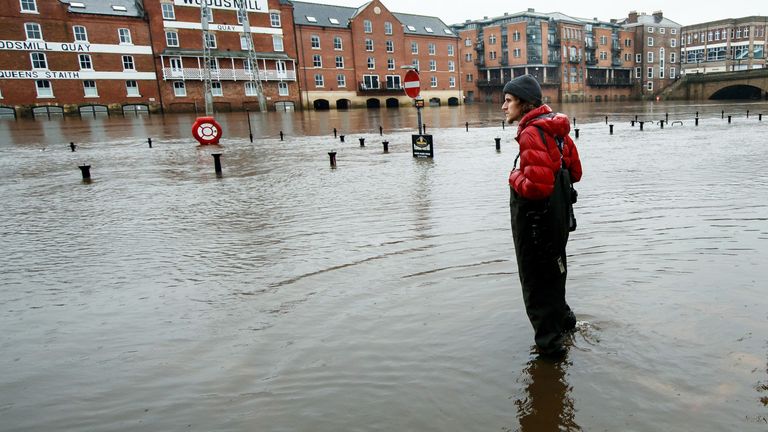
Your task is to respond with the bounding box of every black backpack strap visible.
[534,126,566,169]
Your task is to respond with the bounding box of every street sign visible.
[414,97,424,108]
[411,134,433,158]
[403,70,420,98]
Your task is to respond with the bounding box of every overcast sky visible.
[322,0,765,27]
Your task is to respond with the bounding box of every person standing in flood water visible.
[502,74,583,357]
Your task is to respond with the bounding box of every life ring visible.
[192,116,223,145]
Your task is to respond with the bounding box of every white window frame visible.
[335,55,344,68]
[670,67,676,78]
[311,35,320,49]
[272,35,284,52]
[429,59,436,71]
[386,40,394,53]
[448,45,454,56]
[648,37,654,47]
[430,76,437,87]
[166,31,179,47]
[449,76,456,88]
[25,22,42,40]
[363,20,372,33]
[73,25,87,42]
[122,55,135,71]
[411,42,418,54]
[270,12,281,27]
[278,81,288,96]
[313,54,321,68]
[78,54,92,70]
[365,39,373,51]
[205,33,217,49]
[448,60,455,72]
[387,58,395,70]
[30,52,47,69]
[428,43,436,55]
[126,80,140,97]
[240,34,249,50]
[83,80,98,97]
[35,80,52,98]
[337,74,346,87]
[174,81,186,97]
[314,74,324,87]
[367,57,375,69]
[647,81,653,91]
[647,67,653,79]
[20,0,37,13]
[118,28,132,45]
[211,81,223,96]
[161,3,175,20]
[245,81,257,96]
[333,36,342,50]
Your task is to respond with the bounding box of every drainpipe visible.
[144,8,166,114]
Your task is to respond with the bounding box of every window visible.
[449,76,455,87]
[161,3,175,20]
[600,35,607,45]
[73,25,87,42]
[334,36,342,50]
[411,42,418,54]
[489,34,496,44]
[429,59,436,71]
[205,33,217,48]
[647,67,653,79]
[337,74,346,87]
[364,20,372,33]
[314,74,324,87]
[465,38,472,47]
[311,35,320,49]
[648,37,653,47]
[448,45,454,56]
[412,59,419,70]
[126,80,140,96]
[599,51,607,60]
[385,75,401,89]
[670,38,676,48]
[166,31,179,47]
[670,52,676,63]
[636,53,642,63]
[430,76,437,87]
[635,67,641,78]
[211,81,222,96]
[365,39,373,51]
[272,35,283,51]
[489,51,496,60]
[671,28,677,35]
[270,12,281,27]
[240,34,249,50]
[20,0,37,13]
[203,7,213,22]
[122,55,135,70]
[513,31,520,41]
[448,60,454,72]
[387,58,395,70]
[313,54,321,68]
[647,52,653,63]
[174,81,186,96]
[660,27,666,34]
[78,54,92,70]
[278,81,288,96]
[428,43,436,55]
[380,21,390,34]
[425,27,433,33]
[83,80,97,97]
[35,80,52,97]
[118,28,132,44]
[466,73,473,82]
[335,55,344,68]
[659,66,665,79]
[236,9,246,25]
[30,52,47,69]
[25,23,41,40]
[386,40,394,52]
[305,16,316,23]
[465,53,472,62]
[647,81,653,91]
[648,27,654,33]
[670,67,676,78]
[363,75,379,89]
[245,82,257,96]
[513,48,521,58]
[367,57,375,69]
[624,38,632,47]
[170,57,183,76]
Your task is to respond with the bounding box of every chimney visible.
[628,11,638,23]
[527,8,535,13]
[653,10,663,22]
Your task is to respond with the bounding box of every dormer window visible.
[306,16,317,23]
[425,27,433,33]
[407,25,416,32]
[329,18,339,25]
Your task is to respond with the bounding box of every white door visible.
[276,60,287,79]
[170,57,183,78]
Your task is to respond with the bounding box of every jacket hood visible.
[517,105,572,138]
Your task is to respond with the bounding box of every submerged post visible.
[695,117,700,126]
[465,122,469,132]
[574,128,580,139]
[333,128,337,138]
[359,137,365,147]
[212,153,222,177]
[660,120,664,129]
[78,165,91,180]
[728,115,732,124]
[495,137,501,151]
[340,135,345,143]
[148,137,152,148]
[280,131,284,141]
[639,121,644,131]
[246,110,253,143]
[328,151,337,168]
[609,124,614,134]
[70,142,77,152]
[379,125,383,136]
[382,141,389,153]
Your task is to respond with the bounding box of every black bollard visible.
[78,165,91,180]
[466,122,469,132]
[379,125,383,136]
[722,110,725,119]
[574,128,580,139]
[147,137,152,148]
[696,111,699,118]
[382,141,389,153]
[246,110,253,143]
[695,117,699,126]
[631,120,635,127]
[494,137,501,151]
[328,151,337,168]
[340,135,345,143]
[423,124,426,134]
[609,124,614,134]
[333,128,337,138]
[660,120,664,129]
[280,131,284,141]
[502,121,505,130]
[728,115,732,123]
[635,115,638,122]
[70,142,77,152]
[760,114,763,121]
[665,113,669,122]
[212,153,222,177]
[605,116,608,124]
[639,121,644,131]
[747,110,750,118]
[359,137,365,147]
[573,117,577,127]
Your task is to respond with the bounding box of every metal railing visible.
[162,68,296,81]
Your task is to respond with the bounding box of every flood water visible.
[1,100,767,431]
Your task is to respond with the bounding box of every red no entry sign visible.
[403,70,420,98]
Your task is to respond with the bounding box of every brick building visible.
[619,11,681,98]
[143,0,300,112]
[680,16,768,75]
[291,0,461,110]
[453,9,636,104]
[0,0,160,116]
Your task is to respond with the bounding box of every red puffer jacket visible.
[509,105,582,200]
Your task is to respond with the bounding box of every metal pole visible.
[417,106,423,135]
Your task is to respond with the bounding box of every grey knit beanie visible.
[503,74,542,104]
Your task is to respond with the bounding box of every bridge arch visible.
[709,84,764,100]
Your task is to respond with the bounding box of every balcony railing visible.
[587,77,632,87]
[568,56,582,64]
[162,68,296,81]
[359,82,403,92]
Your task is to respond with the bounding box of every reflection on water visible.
[1,100,768,432]
[515,352,580,432]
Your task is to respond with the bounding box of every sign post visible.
[403,69,433,158]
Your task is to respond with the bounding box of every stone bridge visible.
[662,68,768,100]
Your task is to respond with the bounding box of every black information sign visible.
[411,134,434,158]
